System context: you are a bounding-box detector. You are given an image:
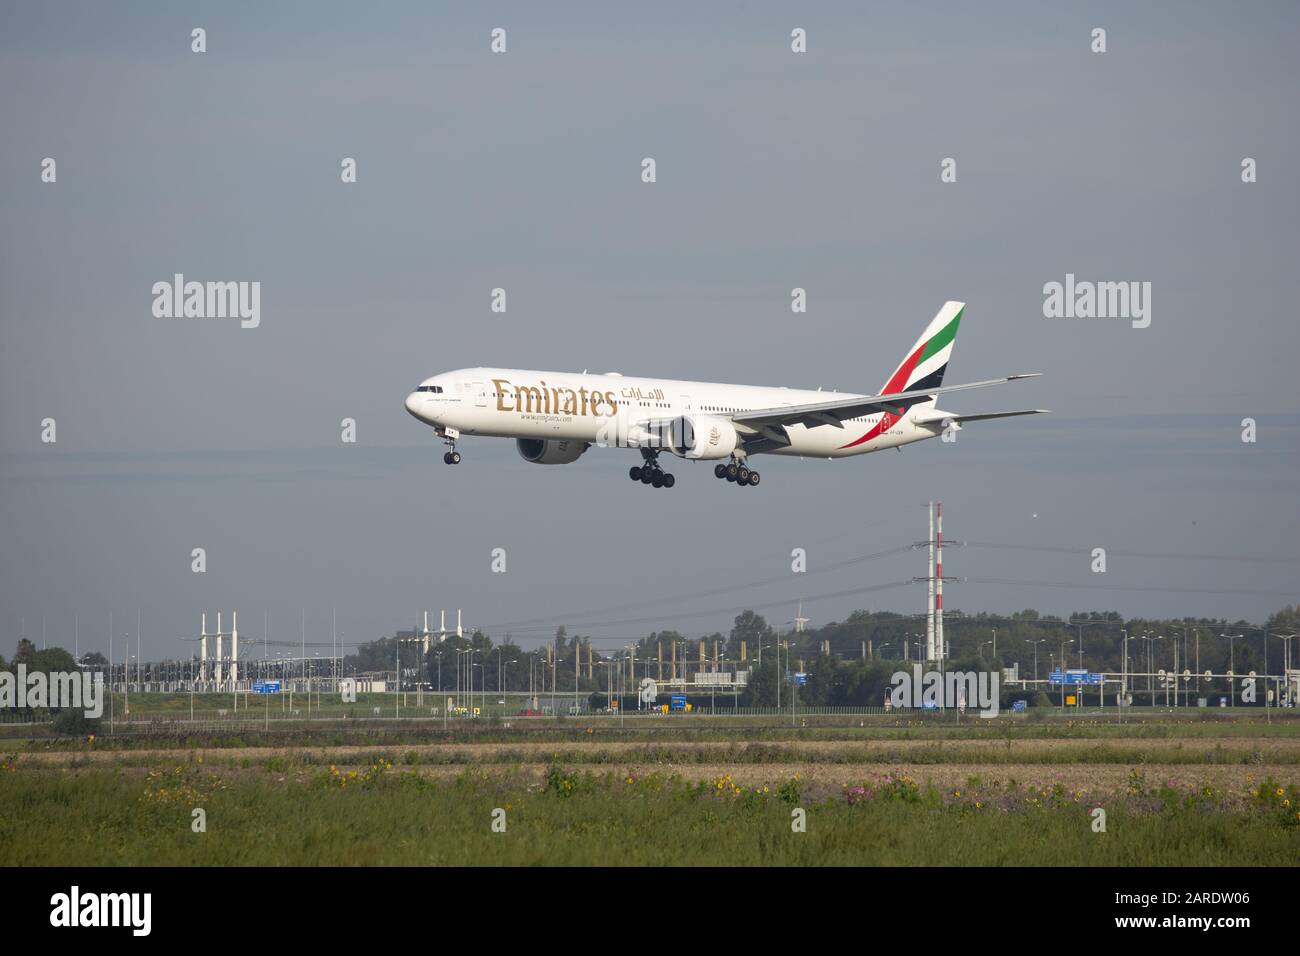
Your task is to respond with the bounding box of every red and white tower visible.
[935,502,945,661]
[925,503,936,660]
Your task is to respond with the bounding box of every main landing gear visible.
[628,448,676,489]
[714,457,760,487]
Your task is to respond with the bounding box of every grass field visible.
[4,712,1299,865]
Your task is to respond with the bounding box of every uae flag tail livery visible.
[880,299,963,405]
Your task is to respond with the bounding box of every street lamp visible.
[552,658,563,715]
[1219,633,1242,706]
[1058,639,1074,710]
[1153,635,1167,709]
[1026,639,1045,685]
[1133,633,1157,707]
[1272,632,1299,707]
[1119,629,1128,703]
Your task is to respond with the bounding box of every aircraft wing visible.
[912,409,1050,425]
[731,374,1042,431]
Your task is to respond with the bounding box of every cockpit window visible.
[416,385,444,393]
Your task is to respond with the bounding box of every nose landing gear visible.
[440,428,461,465]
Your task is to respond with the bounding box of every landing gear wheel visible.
[450,451,461,465]
[714,464,727,479]
[662,473,676,488]
[725,463,739,481]
[651,472,665,488]
[630,466,643,481]
[746,470,760,486]
[443,452,453,465]
[737,466,750,484]
[640,469,653,484]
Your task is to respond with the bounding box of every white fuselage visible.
[405,367,944,458]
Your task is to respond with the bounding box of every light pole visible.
[1058,639,1073,710]
[1265,631,1281,714]
[1119,629,1128,704]
[1152,635,1166,708]
[775,639,782,710]
[1219,633,1241,706]
[1026,639,1045,686]
[552,658,562,715]
[598,659,613,713]
[1133,633,1152,706]
[1272,632,1298,706]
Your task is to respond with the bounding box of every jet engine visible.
[516,438,590,464]
[664,415,738,460]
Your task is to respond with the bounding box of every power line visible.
[475,545,913,632]
[965,541,1296,565]
[491,579,914,636]
[964,576,1296,598]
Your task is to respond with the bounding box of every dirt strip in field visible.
[21,759,1300,794]
[12,736,1300,768]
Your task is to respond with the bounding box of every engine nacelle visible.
[665,415,738,460]
[516,438,590,465]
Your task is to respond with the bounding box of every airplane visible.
[404,301,1047,489]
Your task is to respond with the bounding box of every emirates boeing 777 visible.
[404,301,1047,489]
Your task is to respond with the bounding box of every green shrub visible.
[51,710,100,737]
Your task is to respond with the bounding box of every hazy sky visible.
[2,1,1297,660]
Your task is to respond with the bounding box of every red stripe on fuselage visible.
[837,342,925,450]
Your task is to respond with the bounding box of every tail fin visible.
[880,301,964,396]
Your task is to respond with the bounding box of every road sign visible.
[1049,671,1101,686]
[794,672,808,686]
[670,694,686,711]
[253,680,281,694]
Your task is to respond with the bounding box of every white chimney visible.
[215,611,224,686]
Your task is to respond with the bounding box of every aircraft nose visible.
[405,391,424,419]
